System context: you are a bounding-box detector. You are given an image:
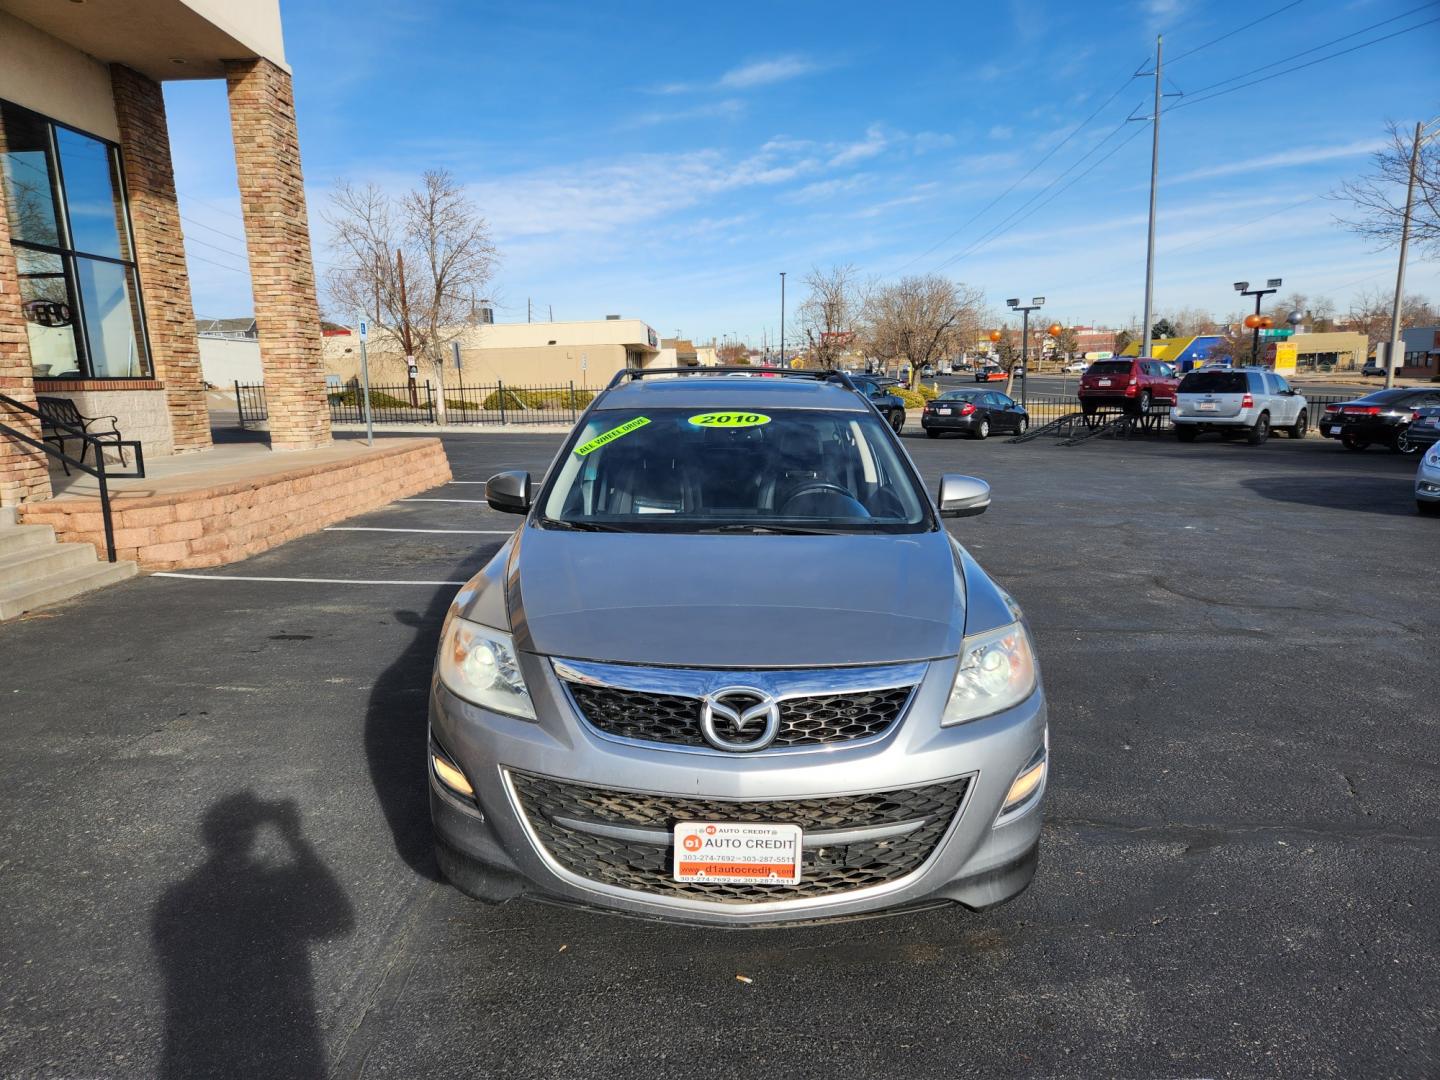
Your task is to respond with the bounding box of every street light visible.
[779,272,787,369]
[1006,296,1045,406]
[1235,278,1281,365]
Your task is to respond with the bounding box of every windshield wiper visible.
[697,524,835,535]
[543,519,629,532]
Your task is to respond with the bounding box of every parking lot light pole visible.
[1007,297,1044,406]
[779,272,786,369]
[1235,279,1281,365]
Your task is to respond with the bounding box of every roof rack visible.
[605,366,858,390]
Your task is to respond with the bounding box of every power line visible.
[1161,193,1323,255]
[1173,5,1440,110]
[931,116,1137,272]
[935,124,1149,272]
[1166,0,1309,65]
[892,68,1143,273]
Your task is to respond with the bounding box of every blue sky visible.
[165,0,1440,343]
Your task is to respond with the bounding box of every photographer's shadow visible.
[152,792,355,1079]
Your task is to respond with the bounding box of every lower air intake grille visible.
[509,771,968,903]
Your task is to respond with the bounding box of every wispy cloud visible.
[829,125,888,167]
[988,125,1014,141]
[622,99,745,129]
[719,55,820,89]
[654,54,825,95]
[1167,139,1384,185]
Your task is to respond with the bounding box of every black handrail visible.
[0,392,145,563]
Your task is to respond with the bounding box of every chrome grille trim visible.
[551,658,928,755]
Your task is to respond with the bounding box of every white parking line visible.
[153,573,467,585]
[324,527,513,535]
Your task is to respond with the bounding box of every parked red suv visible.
[1078,357,1180,416]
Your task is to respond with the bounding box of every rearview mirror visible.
[486,470,532,514]
[937,474,990,518]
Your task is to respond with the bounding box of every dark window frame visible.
[1,96,152,381]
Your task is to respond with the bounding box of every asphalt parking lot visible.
[2,425,1437,1079]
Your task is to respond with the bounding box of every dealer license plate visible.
[1330,425,1342,435]
[673,822,803,885]
[1098,378,1112,386]
[1198,402,1216,411]
[938,407,952,415]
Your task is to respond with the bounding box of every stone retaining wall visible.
[19,438,451,570]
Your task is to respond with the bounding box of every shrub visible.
[478,387,596,411]
[331,388,412,409]
[894,388,927,409]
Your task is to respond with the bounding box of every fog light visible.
[1004,759,1045,810]
[432,750,474,798]
[997,738,1047,824]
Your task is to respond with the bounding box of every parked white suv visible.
[1171,367,1308,445]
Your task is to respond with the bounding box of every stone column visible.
[110,64,212,454]
[0,120,53,507]
[224,58,330,451]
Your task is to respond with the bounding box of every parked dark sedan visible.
[848,374,907,433]
[922,388,1029,439]
[1408,406,1440,450]
[1318,388,1440,453]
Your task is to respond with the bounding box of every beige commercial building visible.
[322,317,661,389]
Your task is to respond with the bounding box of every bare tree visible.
[324,170,498,384]
[798,264,863,371]
[1164,307,1220,336]
[865,275,984,388]
[1332,119,1440,257]
[1345,288,1439,346]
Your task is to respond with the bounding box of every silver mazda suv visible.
[428,368,1048,926]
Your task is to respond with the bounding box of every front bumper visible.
[1417,461,1440,503]
[428,657,1047,926]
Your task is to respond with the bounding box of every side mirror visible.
[486,470,532,514]
[937,474,990,518]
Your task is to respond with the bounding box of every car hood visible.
[500,527,965,668]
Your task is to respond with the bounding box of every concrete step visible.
[0,541,105,586]
[0,524,58,560]
[0,557,138,621]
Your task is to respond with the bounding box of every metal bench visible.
[36,396,128,475]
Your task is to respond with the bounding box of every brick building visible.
[0,0,332,509]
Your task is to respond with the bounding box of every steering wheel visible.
[781,482,855,512]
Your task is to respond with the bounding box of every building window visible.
[0,99,150,379]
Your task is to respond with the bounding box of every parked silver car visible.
[428,369,1048,925]
[1171,367,1309,444]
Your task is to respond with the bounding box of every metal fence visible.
[1010,390,1358,439]
[233,381,597,427]
[442,383,596,425]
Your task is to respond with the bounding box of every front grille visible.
[565,683,914,748]
[510,771,968,903]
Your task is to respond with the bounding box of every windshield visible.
[540,407,932,533]
[938,390,983,400]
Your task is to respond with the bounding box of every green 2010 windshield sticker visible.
[574,416,651,456]
[688,411,771,428]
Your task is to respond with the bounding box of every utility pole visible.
[1138,35,1163,358]
[549,304,554,322]
[396,249,418,407]
[1385,120,1425,389]
[779,271,787,368]
[527,297,532,324]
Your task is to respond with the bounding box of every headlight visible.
[942,621,1038,725]
[1427,446,1440,467]
[438,617,536,720]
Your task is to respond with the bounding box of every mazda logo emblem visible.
[700,687,780,752]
